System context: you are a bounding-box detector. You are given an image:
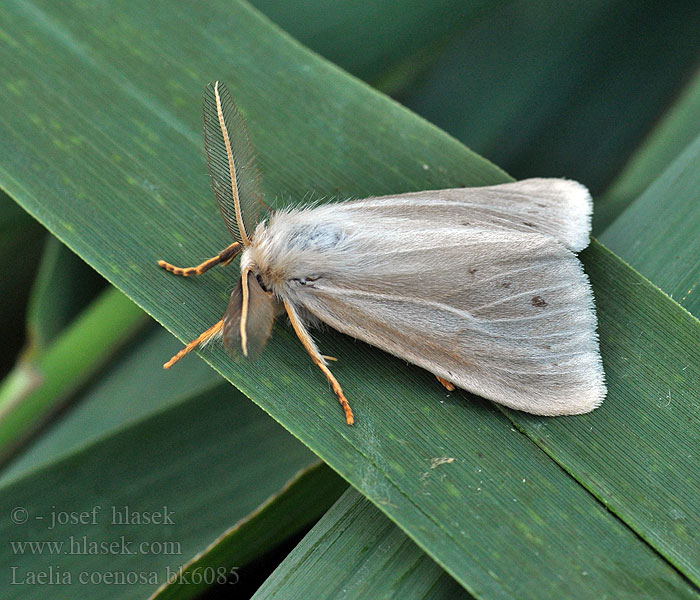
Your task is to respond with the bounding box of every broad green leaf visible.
[599,133,700,316]
[0,287,147,463]
[1,0,700,596]
[400,0,700,194]
[0,383,325,599]
[595,67,700,232]
[152,462,346,600]
[253,488,470,600]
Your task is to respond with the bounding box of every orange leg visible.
[283,301,354,425]
[163,320,224,369]
[158,241,241,277]
[436,376,455,392]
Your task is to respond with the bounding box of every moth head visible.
[222,268,282,360]
[238,230,292,294]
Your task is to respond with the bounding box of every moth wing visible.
[295,227,605,415]
[336,178,592,252]
[223,272,278,360]
[202,81,264,244]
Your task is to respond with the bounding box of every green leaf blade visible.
[0,384,322,599]
[1,1,700,597]
[253,489,471,600]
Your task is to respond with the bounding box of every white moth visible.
[159,81,606,425]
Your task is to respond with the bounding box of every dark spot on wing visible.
[522,222,534,227]
[531,296,547,307]
[468,268,478,275]
[502,282,511,288]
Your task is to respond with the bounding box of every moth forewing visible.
[251,200,606,417]
[202,81,264,246]
[327,178,593,252]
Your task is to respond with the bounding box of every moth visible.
[159,81,606,426]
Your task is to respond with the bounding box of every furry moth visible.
[159,81,606,426]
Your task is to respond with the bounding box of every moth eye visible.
[256,273,269,292]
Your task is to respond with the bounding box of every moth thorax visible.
[239,249,256,274]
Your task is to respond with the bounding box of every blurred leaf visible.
[599,133,700,317]
[0,287,147,463]
[399,0,700,194]
[152,462,346,600]
[0,193,44,376]
[0,383,324,599]
[1,1,699,597]
[253,488,470,600]
[249,0,500,85]
[26,236,106,352]
[371,40,455,98]
[595,67,700,231]
[0,324,220,483]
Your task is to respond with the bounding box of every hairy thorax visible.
[240,208,349,298]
